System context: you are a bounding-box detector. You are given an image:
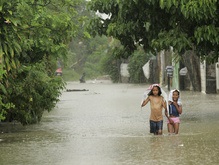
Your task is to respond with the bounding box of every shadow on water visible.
[0,81,219,165]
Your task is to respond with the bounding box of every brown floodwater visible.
[0,80,219,165]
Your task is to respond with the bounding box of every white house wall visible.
[216,62,219,93]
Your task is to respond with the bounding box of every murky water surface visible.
[1,80,219,165]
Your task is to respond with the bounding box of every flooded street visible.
[0,80,219,165]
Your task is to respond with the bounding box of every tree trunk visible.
[182,50,201,91]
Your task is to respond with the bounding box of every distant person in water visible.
[141,84,168,135]
[166,89,182,134]
[79,73,86,83]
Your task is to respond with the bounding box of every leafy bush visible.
[0,68,12,121]
[1,62,65,125]
[0,0,80,125]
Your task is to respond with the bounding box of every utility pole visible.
[166,66,173,91]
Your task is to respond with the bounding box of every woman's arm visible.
[141,96,150,107]
[163,100,170,119]
[173,102,182,114]
[163,99,173,123]
[164,101,169,118]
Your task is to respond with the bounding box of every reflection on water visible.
[0,81,219,165]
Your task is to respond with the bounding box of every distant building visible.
[142,49,219,94]
[200,60,219,94]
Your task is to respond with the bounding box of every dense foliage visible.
[0,0,82,124]
[88,0,219,63]
[100,39,123,83]
[67,35,110,81]
[128,48,152,83]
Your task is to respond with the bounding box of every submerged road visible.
[0,80,219,165]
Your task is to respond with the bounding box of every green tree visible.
[0,0,82,124]
[88,0,219,91]
[65,1,110,81]
[88,0,219,62]
[83,36,109,79]
[101,39,124,83]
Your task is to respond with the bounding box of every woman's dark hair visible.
[148,85,162,96]
[173,89,180,95]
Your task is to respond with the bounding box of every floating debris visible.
[66,89,89,92]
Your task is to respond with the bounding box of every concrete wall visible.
[120,63,130,83]
[200,61,206,93]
